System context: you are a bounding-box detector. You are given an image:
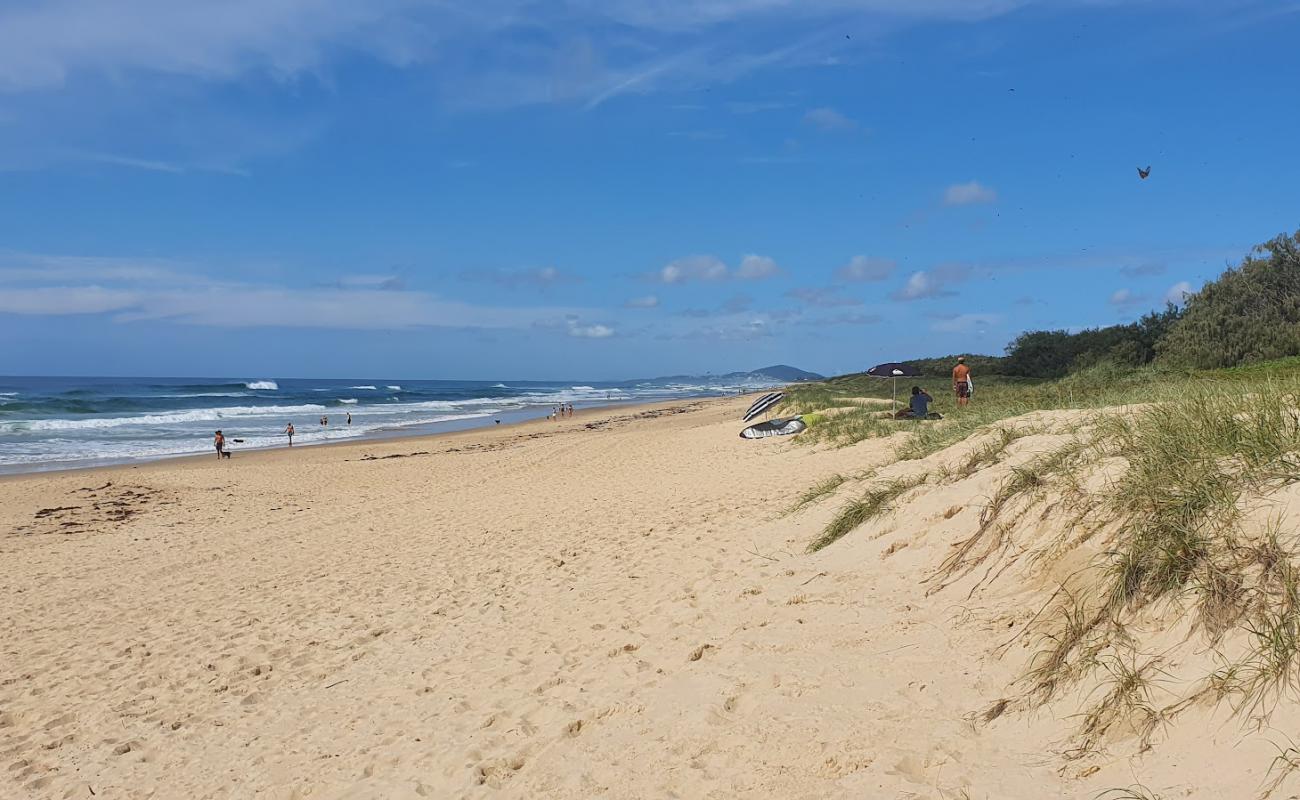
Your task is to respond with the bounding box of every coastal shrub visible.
[1157,230,1300,369]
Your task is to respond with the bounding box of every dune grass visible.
[782,360,1300,781]
[785,473,847,514]
[808,473,927,553]
[782,360,1300,782]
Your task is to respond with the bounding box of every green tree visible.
[1158,230,1300,368]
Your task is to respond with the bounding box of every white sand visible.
[2,397,1292,798]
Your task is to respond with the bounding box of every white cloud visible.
[736,253,779,280]
[836,255,895,282]
[1109,288,1147,306]
[337,274,404,290]
[625,294,659,308]
[0,252,592,330]
[1120,262,1165,277]
[0,2,1116,172]
[943,180,998,206]
[1164,281,1193,304]
[893,268,966,301]
[461,266,576,287]
[656,253,778,284]
[659,254,728,284]
[0,285,139,315]
[803,106,856,131]
[567,321,615,339]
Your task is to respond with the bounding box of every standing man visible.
[952,356,972,407]
[346,411,352,426]
[285,422,295,446]
[214,430,225,459]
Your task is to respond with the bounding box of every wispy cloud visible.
[625,294,659,308]
[943,180,998,206]
[655,253,779,284]
[564,316,616,338]
[658,255,728,284]
[726,100,787,114]
[1120,261,1166,277]
[735,254,779,280]
[803,106,856,131]
[1109,288,1148,307]
[460,266,577,288]
[0,252,592,331]
[893,264,970,301]
[336,274,405,290]
[786,286,861,308]
[836,255,895,283]
[798,311,882,326]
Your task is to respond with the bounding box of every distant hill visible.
[640,364,824,385]
[743,364,825,382]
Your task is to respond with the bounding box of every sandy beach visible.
[3,395,1292,799]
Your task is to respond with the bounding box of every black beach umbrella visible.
[743,391,785,422]
[865,362,922,413]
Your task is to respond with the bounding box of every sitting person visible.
[895,386,937,419]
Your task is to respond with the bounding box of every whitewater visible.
[0,375,780,473]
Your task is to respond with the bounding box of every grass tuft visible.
[786,474,847,514]
[808,473,928,552]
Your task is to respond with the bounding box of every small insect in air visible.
[1137,165,1151,180]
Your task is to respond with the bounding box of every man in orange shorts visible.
[953,356,971,407]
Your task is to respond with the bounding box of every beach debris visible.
[35,506,80,518]
[1137,165,1151,179]
[17,485,168,536]
[688,644,715,662]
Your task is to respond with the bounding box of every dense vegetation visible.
[993,229,1300,379]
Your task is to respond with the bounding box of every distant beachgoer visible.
[495,419,501,425]
[953,357,971,407]
[285,422,295,446]
[347,412,352,426]
[321,415,328,426]
[214,430,225,459]
[896,386,934,419]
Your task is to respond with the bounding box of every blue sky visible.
[1,0,1298,380]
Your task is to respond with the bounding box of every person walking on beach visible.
[953,356,972,407]
[285,422,295,446]
[214,430,225,459]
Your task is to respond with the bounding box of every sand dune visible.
[2,397,1296,798]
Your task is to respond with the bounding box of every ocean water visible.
[0,375,778,474]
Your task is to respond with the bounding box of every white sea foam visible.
[246,380,278,390]
[0,403,329,433]
[351,385,378,390]
[0,392,17,396]
[0,411,500,467]
[153,392,250,398]
[571,385,597,391]
[492,383,509,388]
[339,398,358,405]
[386,385,402,390]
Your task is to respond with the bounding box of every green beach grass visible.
[786,358,1300,774]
